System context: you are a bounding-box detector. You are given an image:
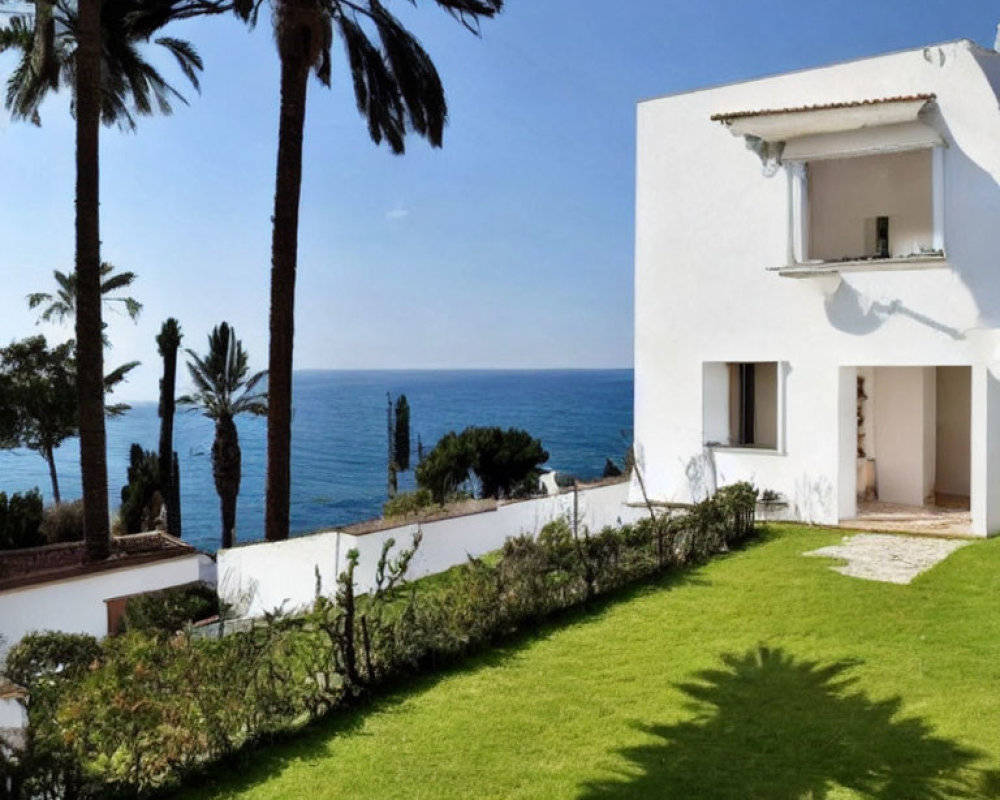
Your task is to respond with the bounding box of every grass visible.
[182,524,1000,799]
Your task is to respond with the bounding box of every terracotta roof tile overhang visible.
[711,94,937,144]
[0,533,200,593]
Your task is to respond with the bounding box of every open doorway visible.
[846,366,970,534]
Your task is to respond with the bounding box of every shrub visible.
[0,489,44,550]
[382,488,435,518]
[4,632,103,799]
[119,443,162,534]
[38,499,85,544]
[119,583,220,636]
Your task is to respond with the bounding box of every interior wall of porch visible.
[936,366,971,498]
[872,366,936,507]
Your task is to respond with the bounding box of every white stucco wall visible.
[218,482,646,619]
[0,554,210,665]
[0,694,26,732]
[634,39,1000,535]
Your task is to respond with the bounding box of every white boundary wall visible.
[218,482,644,619]
[0,554,213,665]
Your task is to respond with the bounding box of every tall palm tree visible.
[232,0,503,542]
[2,0,227,560]
[179,323,267,549]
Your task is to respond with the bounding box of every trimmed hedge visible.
[0,484,757,798]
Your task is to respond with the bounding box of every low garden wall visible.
[218,480,646,618]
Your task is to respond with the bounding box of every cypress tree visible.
[394,395,411,471]
[156,319,182,536]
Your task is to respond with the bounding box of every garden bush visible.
[1,484,757,798]
[38,499,86,544]
[119,583,221,636]
[382,488,435,518]
[0,489,44,551]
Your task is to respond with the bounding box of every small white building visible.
[633,38,1000,535]
[0,534,215,666]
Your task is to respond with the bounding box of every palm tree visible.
[2,0,226,560]
[1,0,213,129]
[27,262,142,349]
[28,262,142,325]
[179,323,267,549]
[232,0,503,542]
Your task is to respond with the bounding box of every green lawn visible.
[184,525,1000,799]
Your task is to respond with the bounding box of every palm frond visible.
[154,36,202,92]
[104,360,139,390]
[182,323,267,422]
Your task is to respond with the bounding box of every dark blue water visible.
[0,370,633,553]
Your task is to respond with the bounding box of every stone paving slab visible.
[804,533,971,585]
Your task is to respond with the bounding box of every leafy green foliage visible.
[118,443,161,534]
[0,335,137,503]
[119,583,220,636]
[0,336,77,503]
[0,489,44,550]
[416,426,549,502]
[3,633,105,798]
[382,488,435,518]
[470,426,548,499]
[415,430,475,503]
[38,499,86,544]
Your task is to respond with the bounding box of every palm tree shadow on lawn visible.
[579,646,993,800]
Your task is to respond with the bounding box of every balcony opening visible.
[805,149,940,263]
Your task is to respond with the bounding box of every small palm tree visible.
[179,323,267,549]
[27,262,142,333]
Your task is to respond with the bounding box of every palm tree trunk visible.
[75,0,110,562]
[265,41,311,542]
[213,416,241,549]
[44,443,61,505]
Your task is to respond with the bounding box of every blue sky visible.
[0,0,996,401]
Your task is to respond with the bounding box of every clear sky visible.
[0,0,996,401]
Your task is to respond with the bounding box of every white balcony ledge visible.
[771,253,947,278]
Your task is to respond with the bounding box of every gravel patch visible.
[804,533,971,585]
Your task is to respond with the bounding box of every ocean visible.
[0,369,633,553]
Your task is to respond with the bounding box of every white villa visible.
[633,38,1000,536]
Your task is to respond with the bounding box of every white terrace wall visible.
[0,554,213,666]
[0,693,26,733]
[218,481,645,619]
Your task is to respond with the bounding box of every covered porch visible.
[836,364,998,536]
